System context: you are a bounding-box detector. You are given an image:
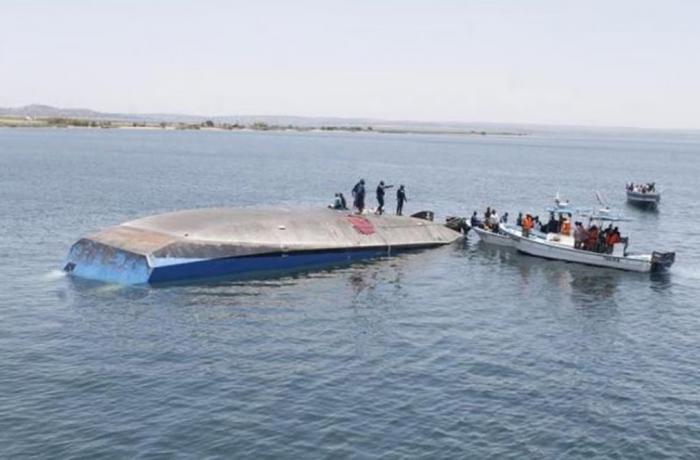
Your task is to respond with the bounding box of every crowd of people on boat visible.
[330,179,408,216]
[510,210,627,254]
[539,212,572,235]
[332,188,630,256]
[626,182,656,194]
[470,207,508,232]
[573,223,625,254]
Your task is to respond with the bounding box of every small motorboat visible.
[472,225,517,247]
[626,182,660,208]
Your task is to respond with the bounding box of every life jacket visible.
[607,233,620,246]
[587,229,598,246]
[522,217,532,231]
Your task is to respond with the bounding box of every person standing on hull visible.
[352,179,366,214]
[375,181,394,215]
[396,185,408,216]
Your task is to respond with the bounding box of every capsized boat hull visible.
[64,207,463,284]
[503,227,674,273]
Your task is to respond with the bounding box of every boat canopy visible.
[579,210,631,222]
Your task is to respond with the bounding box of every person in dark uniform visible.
[352,179,366,214]
[375,181,394,215]
[396,184,407,216]
[338,192,347,210]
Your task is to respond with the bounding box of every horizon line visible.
[3,103,700,134]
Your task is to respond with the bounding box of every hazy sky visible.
[2,0,699,128]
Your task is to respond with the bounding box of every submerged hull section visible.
[65,208,463,284]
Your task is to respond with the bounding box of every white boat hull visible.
[502,227,672,272]
[473,226,516,247]
[626,190,660,206]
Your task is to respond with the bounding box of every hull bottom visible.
[65,243,449,285]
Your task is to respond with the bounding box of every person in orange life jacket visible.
[522,214,534,236]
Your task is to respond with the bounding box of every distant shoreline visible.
[0,116,529,137]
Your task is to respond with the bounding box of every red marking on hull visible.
[346,215,375,235]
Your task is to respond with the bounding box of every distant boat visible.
[553,191,570,210]
[626,182,660,208]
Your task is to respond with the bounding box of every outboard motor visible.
[651,251,675,272]
[445,216,471,234]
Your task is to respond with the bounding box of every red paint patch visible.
[347,215,375,235]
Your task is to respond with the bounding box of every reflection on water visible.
[67,275,151,302]
[649,271,673,293]
[568,269,622,303]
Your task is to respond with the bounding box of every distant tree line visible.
[45,117,112,128]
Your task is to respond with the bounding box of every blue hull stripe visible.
[148,248,390,283]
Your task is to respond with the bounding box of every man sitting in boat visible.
[470,211,482,229]
[483,207,492,226]
[487,209,500,231]
[329,193,348,210]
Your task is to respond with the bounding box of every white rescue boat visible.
[502,225,674,273]
[626,182,660,208]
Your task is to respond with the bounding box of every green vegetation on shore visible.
[0,116,527,136]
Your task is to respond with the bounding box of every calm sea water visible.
[1,128,700,458]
